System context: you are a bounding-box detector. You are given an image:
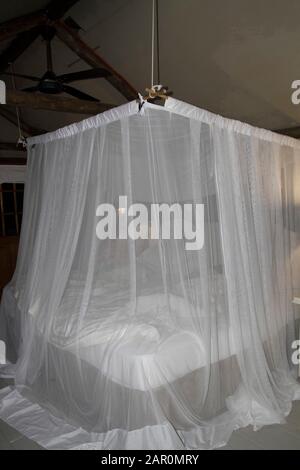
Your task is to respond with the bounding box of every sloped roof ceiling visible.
[1,0,300,156]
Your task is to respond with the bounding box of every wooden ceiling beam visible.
[53,19,137,101]
[0,0,80,73]
[0,0,80,43]
[45,0,80,21]
[275,126,300,139]
[0,26,42,73]
[0,12,46,43]
[0,106,45,136]
[0,142,26,152]
[5,89,115,114]
[0,157,27,165]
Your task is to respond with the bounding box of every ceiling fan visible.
[1,30,110,102]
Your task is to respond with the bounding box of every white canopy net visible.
[0,98,300,449]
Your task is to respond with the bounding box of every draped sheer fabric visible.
[0,98,299,449]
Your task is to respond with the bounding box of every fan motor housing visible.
[38,71,63,94]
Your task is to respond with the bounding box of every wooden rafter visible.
[45,0,80,20]
[275,126,300,139]
[0,12,46,43]
[0,26,42,73]
[0,157,26,165]
[0,142,26,151]
[53,20,137,101]
[0,0,80,73]
[5,89,115,114]
[0,0,79,42]
[0,0,136,114]
[0,106,45,136]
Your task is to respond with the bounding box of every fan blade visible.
[0,72,40,81]
[62,85,99,102]
[58,68,110,83]
[22,86,39,92]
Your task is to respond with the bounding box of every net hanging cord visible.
[10,63,26,147]
[151,0,155,87]
[150,0,161,88]
[139,0,167,105]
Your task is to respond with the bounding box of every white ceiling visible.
[1,0,300,155]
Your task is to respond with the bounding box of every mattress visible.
[54,290,211,390]
[5,267,236,391]
[67,325,206,390]
[63,315,236,391]
[49,288,235,391]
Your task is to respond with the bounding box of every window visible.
[0,183,24,236]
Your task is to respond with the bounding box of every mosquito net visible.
[0,98,300,449]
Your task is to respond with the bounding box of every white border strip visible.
[27,100,140,146]
[165,97,300,149]
[27,97,300,150]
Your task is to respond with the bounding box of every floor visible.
[0,378,300,450]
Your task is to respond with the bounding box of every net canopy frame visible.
[0,97,300,450]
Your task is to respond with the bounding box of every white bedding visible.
[54,288,234,391]
[55,290,210,390]
[9,263,233,391]
[68,325,206,390]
